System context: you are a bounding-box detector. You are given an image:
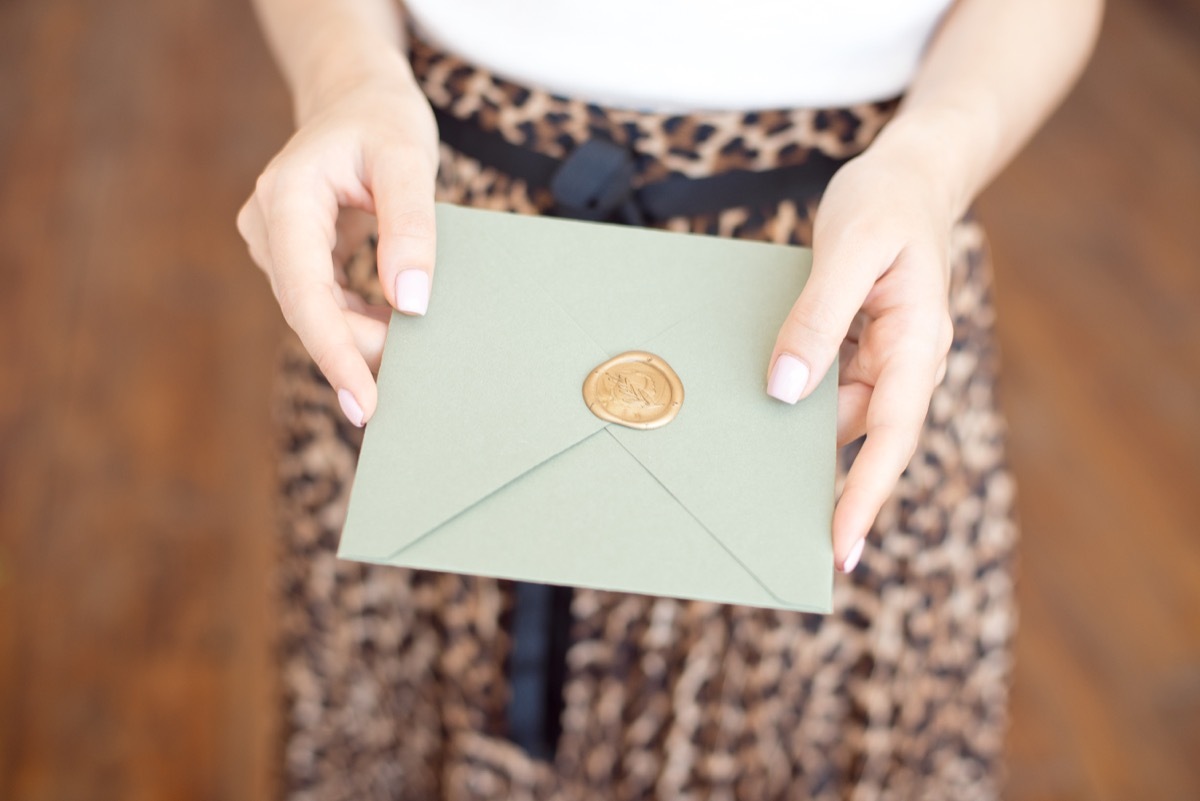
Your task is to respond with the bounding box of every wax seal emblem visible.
[582,351,683,430]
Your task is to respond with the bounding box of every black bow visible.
[548,138,645,226]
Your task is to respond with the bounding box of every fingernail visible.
[337,388,365,427]
[840,538,865,573]
[767,353,809,404]
[395,269,430,316]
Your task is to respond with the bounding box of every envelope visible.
[338,203,836,613]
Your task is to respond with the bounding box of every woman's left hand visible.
[765,131,961,574]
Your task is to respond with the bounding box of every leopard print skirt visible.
[272,36,1019,801]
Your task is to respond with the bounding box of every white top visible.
[404,0,955,111]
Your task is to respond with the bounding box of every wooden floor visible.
[0,1,1196,799]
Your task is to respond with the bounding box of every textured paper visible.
[338,203,836,613]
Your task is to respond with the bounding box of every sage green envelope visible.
[338,203,836,613]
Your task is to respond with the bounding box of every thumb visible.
[370,146,439,317]
[766,238,880,404]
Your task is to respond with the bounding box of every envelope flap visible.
[339,207,612,560]
[605,253,835,609]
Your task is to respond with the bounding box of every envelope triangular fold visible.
[351,429,793,610]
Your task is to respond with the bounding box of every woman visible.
[238,1,1101,798]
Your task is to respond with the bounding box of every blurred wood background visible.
[1,0,1197,799]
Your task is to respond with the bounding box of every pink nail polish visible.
[841,538,865,573]
[767,353,809,404]
[337,388,365,427]
[395,269,430,316]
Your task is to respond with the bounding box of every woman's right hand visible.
[237,64,440,427]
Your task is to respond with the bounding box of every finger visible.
[832,344,938,572]
[836,326,882,445]
[329,268,392,369]
[328,286,389,368]
[767,232,893,405]
[369,146,438,317]
[836,382,871,446]
[344,310,389,373]
[236,198,272,280]
[333,207,379,268]
[340,291,393,324]
[845,309,870,346]
[267,189,378,426]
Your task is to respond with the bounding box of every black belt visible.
[433,107,847,226]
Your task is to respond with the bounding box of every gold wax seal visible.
[582,351,683,430]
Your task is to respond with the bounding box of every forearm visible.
[871,0,1104,219]
[250,0,413,122]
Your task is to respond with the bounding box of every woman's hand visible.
[764,0,1102,574]
[766,128,960,574]
[237,64,440,427]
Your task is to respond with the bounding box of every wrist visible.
[868,103,996,222]
[292,37,417,125]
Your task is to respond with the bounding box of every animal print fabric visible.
[272,34,1019,801]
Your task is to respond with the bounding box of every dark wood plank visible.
[982,0,1200,799]
[0,0,290,798]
